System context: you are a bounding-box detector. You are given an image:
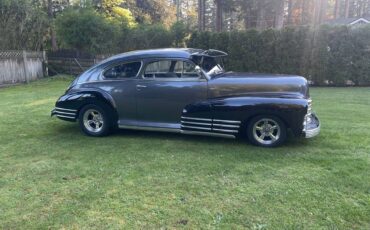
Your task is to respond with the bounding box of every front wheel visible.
[78,104,113,137]
[247,115,287,147]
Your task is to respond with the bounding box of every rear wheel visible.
[78,104,113,137]
[247,115,287,147]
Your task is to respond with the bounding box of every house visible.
[325,17,370,27]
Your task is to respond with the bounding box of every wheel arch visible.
[56,89,119,122]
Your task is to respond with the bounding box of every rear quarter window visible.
[104,62,142,79]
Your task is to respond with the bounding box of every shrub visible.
[55,7,117,54]
[187,26,370,86]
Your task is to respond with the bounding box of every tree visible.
[170,20,188,46]
[55,7,116,53]
[93,0,136,27]
[0,0,48,50]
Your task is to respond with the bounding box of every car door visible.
[135,59,208,128]
[101,61,142,123]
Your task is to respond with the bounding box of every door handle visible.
[136,85,147,90]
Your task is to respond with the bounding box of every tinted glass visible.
[104,62,141,79]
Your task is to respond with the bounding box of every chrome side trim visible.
[181,116,212,122]
[118,125,236,139]
[56,107,77,112]
[119,125,181,133]
[55,111,76,116]
[212,128,239,133]
[56,115,76,119]
[181,121,212,126]
[181,125,212,131]
[212,124,240,128]
[181,130,236,139]
[213,119,241,124]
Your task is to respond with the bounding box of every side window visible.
[144,60,199,79]
[182,61,199,78]
[104,62,141,79]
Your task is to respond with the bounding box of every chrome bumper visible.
[303,113,320,138]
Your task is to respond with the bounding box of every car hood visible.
[208,72,309,99]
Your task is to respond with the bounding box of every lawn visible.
[0,76,369,229]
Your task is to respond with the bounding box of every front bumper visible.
[303,113,320,138]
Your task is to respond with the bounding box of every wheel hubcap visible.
[83,109,104,133]
[253,119,281,145]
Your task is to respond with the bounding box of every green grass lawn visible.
[0,76,369,229]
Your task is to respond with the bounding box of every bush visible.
[187,26,370,86]
[121,24,174,51]
[55,7,117,54]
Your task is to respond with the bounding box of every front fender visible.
[183,96,308,136]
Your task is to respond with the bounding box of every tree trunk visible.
[257,7,266,30]
[215,0,223,32]
[47,0,58,51]
[334,0,340,19]
[359,0,365,17]
[274,0,284,29]
[287,0,293,25]
[313,0,327,25]
[344,0,350,18]
[319,0,328,23]
[198,0,206,31]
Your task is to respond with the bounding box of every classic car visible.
[51,48,320,147]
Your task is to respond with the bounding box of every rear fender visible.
[54,89,118,119]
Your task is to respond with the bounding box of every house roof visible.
[326,17,370,26]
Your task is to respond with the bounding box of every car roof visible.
[103,48,204,63]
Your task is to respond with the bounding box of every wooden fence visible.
[47,50,112,76]
[0,51,46,85]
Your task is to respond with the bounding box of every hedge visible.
[187,25,370,86]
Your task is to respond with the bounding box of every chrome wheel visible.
[83,109,104,133]
[252,118,281,145]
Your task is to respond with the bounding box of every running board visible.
[118,125,236,139]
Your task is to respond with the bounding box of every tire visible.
[78,103,114,137]
[247,115,287,147]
